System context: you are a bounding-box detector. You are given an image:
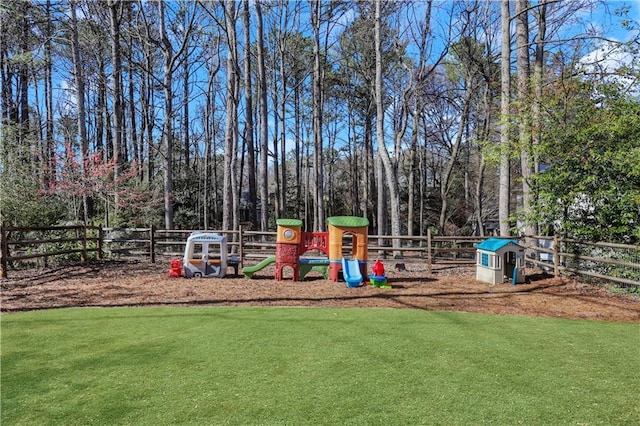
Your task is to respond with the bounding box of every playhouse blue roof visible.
[476,238,520,252]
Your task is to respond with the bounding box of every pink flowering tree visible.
[44,146,162,227]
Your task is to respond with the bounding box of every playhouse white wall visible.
[476,247,525,285]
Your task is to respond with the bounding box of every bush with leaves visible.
[534,84,640,244]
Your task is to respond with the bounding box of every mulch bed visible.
[1,259,639,323]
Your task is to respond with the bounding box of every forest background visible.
[1,0,639,244]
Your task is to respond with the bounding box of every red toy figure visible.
[372,259,385,277]
[169,258,183,278]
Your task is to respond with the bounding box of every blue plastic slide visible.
[341,258,363,287]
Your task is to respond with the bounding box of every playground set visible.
[243,216,371,287]
[168,219,525,288]
[169,216,390,288]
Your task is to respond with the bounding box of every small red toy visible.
[372,259,385,277]
[169,258,183,278]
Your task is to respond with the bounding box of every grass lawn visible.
[2,307,639,425]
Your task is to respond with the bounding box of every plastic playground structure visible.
[170,216,394,289]
[174,232,239,278]
[243,216,370,287]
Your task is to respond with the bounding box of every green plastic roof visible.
[327,216,369,228]
[276,218,303,227]
[476,238,520,252]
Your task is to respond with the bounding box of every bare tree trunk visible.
[375,0,401,253]
[516,0,536,239]
[365,115,375,223]
[183,50,190,170]
[348,107,358,215]
[243,0,257,225]
[474,83,492,237]
[499,0,511,236]
[407,109,418,238]
[311,0,325,231]
[140,59,150,183]
[438,90,472,233]
[203,48,220,229]
[278,16,288,218]
[44,0,55,185]
[376,153,386,238]
[256,0,269,232]
[531,0,548,230]
[270,80,280,219]
[294,80,302,218]
[204,71,214,229]
[70,0,89,223]
[157,0,174,229]
[222,0,239,232]
[156,1,196,229]
[108,0,124,221]
[128,37,140,174]
[96,58,106,157]
[0,12,14,128]
[18,2,29,143]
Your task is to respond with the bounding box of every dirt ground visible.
[1,259,639,323]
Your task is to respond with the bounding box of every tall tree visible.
[256,0,269,232]
[515,0,536,239]
[43,0,55,185]
[311,0,325,231]
[243,0,257,225]
[156,0,195,229]
[222,0,240,232]
[499,0,511,236]
[375,0,402,249]
[108,0,124,221]
[69,0,90,223]
[406,1,434,238]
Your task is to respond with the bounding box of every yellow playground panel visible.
[327,216,369,282]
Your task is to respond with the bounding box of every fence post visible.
[427,228,432,274]
[150,224,156,263]
[97,226,103,260]
[238,225,244,269]
[553,233,560,277]
[1,223,8,279]
[81,225,88,263]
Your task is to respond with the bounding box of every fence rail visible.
[1,224,102,278]
[2,224,639,288]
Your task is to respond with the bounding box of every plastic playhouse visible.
[180,232,239,278]
[476,238,525,285]
[243,216,369,287]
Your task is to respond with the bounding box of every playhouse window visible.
[192,243,203,259]
[207,243,220,260]
[481,252,489,267]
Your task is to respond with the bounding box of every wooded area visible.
[1,1,639,245]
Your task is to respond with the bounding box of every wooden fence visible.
[0,224,102,278]
[2,224,639,287]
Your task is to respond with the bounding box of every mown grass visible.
[2,307,639,425]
